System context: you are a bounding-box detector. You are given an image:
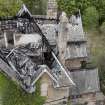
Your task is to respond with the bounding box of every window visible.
[41,83,48,96]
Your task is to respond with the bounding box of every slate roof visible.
[40,24,57,45]
[70,68,100,95]
[65,14,87,59]
[65,43,87,60]
[67,23,86,42]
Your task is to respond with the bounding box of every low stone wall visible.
[71,92,105,105]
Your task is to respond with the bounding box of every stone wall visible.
[40,73,69,104]
[71,92,105,105]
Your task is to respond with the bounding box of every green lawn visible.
[0,73,45,105]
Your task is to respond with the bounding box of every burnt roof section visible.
[0,4,52,52]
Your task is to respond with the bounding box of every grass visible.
[0,73,46,105]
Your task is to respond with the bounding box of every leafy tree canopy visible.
[57,0,105,25]
[0,0,22,17]
[22,0,47,15]
[0,0,47,17]
[83,6,99,29]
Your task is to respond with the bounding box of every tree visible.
[0,0,47,17]
[83,6,99,30]
[96,0,105,25]
[75,0,92,14]
[57,0,105,27]
[0,0,22,17]
[57,0,93,15]
[57,0,77,16]
[22,0,47,15]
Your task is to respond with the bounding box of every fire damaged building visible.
[0,4,74,104]
[0,1,104,105]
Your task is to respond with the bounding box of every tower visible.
[47,0,57,19]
